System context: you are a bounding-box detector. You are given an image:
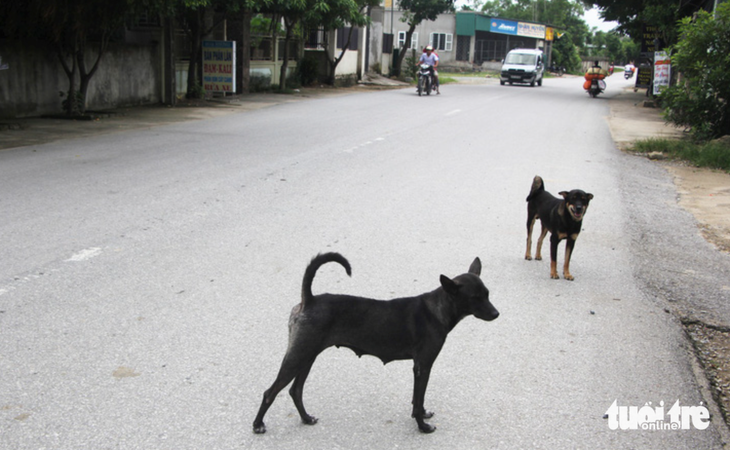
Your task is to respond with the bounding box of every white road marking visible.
[343,137,385,153]
[65,247,102,262]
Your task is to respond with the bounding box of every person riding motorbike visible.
[416,46,440,94]
[583,61,608,96]
[624,62,635,79]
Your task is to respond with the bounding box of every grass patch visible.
[632,137,730,172]
[440,71,500,79]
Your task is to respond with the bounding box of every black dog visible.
[253,252,499,434]
[525,176,593,280]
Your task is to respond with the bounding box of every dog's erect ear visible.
[440,275,460,295]
[587,193,594,201]
[468,257,482,276]
[559,191,569,199]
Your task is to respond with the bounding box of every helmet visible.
[425,45,433,51]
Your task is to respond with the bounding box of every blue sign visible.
[490,18,518,36]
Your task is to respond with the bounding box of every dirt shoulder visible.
[607,87,730,254]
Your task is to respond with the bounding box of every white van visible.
[499,48,544,87]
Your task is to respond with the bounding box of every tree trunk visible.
[393,23,417,77]
[186,8,204,98]
[278,17,296,91]
[325,26,356,85]
[57,45,78,115]
[77,36,109,114]
[239,9,252,94]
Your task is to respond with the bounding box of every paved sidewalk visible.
[0,86,376,151]
[606,86,683,149]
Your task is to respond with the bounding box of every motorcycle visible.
[624,68,634,80]
[587,78,607,98]
[416,64,434,96]
[548,64,565,77]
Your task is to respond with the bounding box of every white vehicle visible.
[500,48,544,87]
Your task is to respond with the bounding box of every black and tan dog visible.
[525,176,593,280]
[253,252,499,434]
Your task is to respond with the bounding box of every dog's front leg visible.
[549,234,561,279]
[411,361,436,433]
[563,237,576,281]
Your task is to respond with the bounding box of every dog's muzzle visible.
[569,205,584,220]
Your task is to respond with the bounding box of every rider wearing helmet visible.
[417,45,440,94]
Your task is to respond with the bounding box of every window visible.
[383,33,394,54]
[456,35,470,61]
[430,33,453,51]
[337,27,359,50]
[250,38,272,61]
[305,27,326,50]
[397,31,418,49]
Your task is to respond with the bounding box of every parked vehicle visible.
[417,64,435,96]
[548,64,566,77]
[500,48,544,87]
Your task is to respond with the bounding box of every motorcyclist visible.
[624,62,635,78]
[583,60,608,93]
[416,45,440,94]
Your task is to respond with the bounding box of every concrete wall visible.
[0,39,161,119]
[380,9,457,64]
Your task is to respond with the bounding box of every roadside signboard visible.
[202,40,236,93]
[635,65,652,91]
[653,51,671,95]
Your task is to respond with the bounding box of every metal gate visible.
[474,39,525,65]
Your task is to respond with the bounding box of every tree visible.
[660,3,730,141]
[304,0,378,85]
[175,0,260,98]
[256,0,308,91]
[581,0,704,47]
[392,0,454,77]
[0,0,144,115]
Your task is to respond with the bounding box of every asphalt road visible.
[0,76,725,449]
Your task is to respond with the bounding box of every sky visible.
[583,7,619,32]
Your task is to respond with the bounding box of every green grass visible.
[631,137,730,172]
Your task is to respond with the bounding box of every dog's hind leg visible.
[525,215,537,260]
[253,351,318,434]
[534,226,549,261]
[289,358,318,425]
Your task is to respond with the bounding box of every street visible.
[0,75,726,448]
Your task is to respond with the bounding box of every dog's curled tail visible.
[301,252,352,308]
[526,175,545,202]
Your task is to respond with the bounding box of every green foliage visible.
[552,31,582,72]
[632,138,730,173]
[296,55,320,86]
[398,0,455,25]
[660,3,730,141]
[582,0,701,47]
